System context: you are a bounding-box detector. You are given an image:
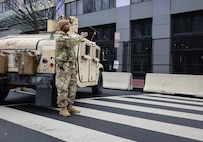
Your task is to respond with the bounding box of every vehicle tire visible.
[0,86,9,102]
[92,71,103,94]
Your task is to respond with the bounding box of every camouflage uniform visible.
[55,31,83,108]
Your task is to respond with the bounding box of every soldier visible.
[55,18,88,117]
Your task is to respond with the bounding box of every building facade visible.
[0,0,203,79]
[64,0,203,79]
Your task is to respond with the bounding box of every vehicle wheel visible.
[0,86,9,102]
[92,71,103,94]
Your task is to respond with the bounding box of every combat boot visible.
[11,87,26,92]
[20,87,27,91]
[68,105,80,113]
[11,88,17,92]
[59,107,71,117]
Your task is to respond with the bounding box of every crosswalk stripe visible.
[132,93,203,106]
[0,106,135,142]
[144,93,203,102]
[76,97,203,121]
[105,95,203,111]
[71,106,203,141]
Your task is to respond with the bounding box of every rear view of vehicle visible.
[0,17,103,106]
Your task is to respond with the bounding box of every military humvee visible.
[0,16,103,106]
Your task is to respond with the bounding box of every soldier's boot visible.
[68,105,80,113]
[20,87,27,91]
[11,88,17,92]
[59,107,71,117]
[11,87,26,92]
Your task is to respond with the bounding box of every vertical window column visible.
[172,11,203,75]
[131,19,152,79]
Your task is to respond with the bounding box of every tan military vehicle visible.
[0,17,103,106]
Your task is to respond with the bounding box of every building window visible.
[77,0,83,15]
[0,1,10,13]
[172,11,203,34]
[131,19,152,79]
[79,24,115,42]
[131,19,152,39]
[131,0,151,4]
[65,0,116,16]
[172,11,203,75]
[95,0,110,11]
[65,1,77,17]
[83,0,115,13]
[0,3,3,13]
[79,24,116,71]
[131,0,142,3]
[24,0,36,5]
[83,0,94,13]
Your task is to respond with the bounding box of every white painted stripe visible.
[73,107,203,141]
[76,98,203,121]
[144,93,203,102]
[0,106,135,142]
[106,95,203,111]
[131,94,203,106]
[16,90,35,95]
[4,103,33,107]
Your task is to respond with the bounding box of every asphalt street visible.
[0,88,203,142]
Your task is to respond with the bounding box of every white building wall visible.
[171,0,203,14]
[116,5,130,71]
[130,1,153,20]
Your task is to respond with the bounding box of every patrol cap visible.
[58,19,69,30]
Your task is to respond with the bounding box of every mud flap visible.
[35,74,54,106]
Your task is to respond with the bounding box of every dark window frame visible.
[65,1,77,17]
[79,23,116,72]
[171,10,203,75]
[0,1,10,13]
[131,0,152,4]
[172,10,203,35]
[65,0,116,16]
[130,18,152,79]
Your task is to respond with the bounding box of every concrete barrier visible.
[143,73,203,97]
[102,72,133,90]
